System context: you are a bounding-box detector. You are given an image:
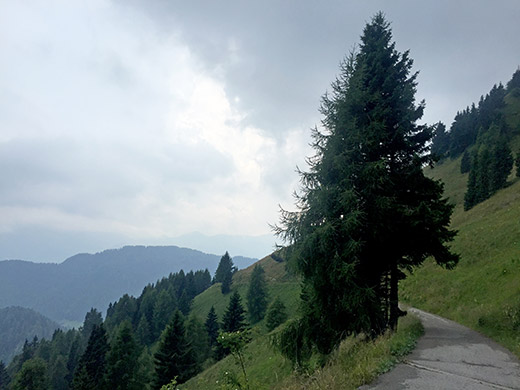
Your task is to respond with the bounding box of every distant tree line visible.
[430,69,520,210]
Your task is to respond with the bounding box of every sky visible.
[1,1,519,262]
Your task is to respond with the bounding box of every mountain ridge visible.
[0,245,256,324]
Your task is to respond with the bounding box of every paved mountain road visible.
[363,308,520,389]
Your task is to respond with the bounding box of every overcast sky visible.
[1,1,519,262]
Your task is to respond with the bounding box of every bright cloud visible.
[0,0,311,247]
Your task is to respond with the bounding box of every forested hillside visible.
[0,246,255,323]
[2,252,300,389]
[2,253,228,389]
[401,68,520,357]
[0,307,60,364]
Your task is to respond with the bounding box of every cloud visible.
[2,0,519,260]
[0,0,310,255]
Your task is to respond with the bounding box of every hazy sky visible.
[1,1,519,261]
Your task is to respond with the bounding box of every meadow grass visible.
[185,254,424,390]
[401,153,520,357]
[181,313,423,390]
[271,314,423,390]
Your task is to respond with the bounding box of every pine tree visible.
[246,265,269,323]
[106,322,142,390]
[153,311,195,388]
[431,121,450,159]
[204,306,219,347]
[265,297,288,331]
[81,309,103,342]
[221,291,248,333]
[476,147,492,203]
[214,252,235,294]
[490,140,513,191]
[215,292,248,361]
[275,13,458,355]
[72,324,110,390]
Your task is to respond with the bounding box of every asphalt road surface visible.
[364,308,520,390]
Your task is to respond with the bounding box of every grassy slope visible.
[190,255,301,322]
[401,144,520,357]
[272,315,423,390]
[182,255,301,390]
[183,312,423,390]
[183,254,425,389]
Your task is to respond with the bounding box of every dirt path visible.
[364,308,520,389]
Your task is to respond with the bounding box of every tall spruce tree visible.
[81,309,103,343]
[215,292,248,361]
[275,13,458,354]
[431,121,450,159]
[221,291,248,333]
[246,265,269,323]
[205,306,219,348]
[105,322,142,390]
[153,311,195,388]
[214,252,235,294]
[476,147,492,203]
[72,324,110,390]
[490,140,513,191]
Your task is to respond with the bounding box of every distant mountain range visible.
[0,306,60,364]
[0,227,275,263]
[0,246,256,324]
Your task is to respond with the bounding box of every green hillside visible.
[401,144,520,357]
[184,255,424,390]
[190,255,301,322]
[183,255,300,389]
